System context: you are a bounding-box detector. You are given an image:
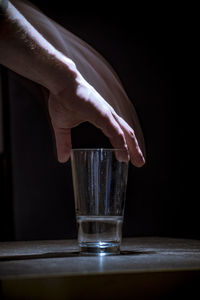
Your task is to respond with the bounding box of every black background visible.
[4,3,194,240]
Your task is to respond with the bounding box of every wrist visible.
[41,51,79,96]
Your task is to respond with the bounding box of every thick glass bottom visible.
[79,241,120,256]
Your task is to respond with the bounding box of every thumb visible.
[53,127,72,163]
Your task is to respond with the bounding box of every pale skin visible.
[0,1,145,166]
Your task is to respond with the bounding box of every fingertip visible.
[130,150,146,167]
[130,159,144,167]
[57,151,71,163]
[53,127,72,163]
[136,157,146,168]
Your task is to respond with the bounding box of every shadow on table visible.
[0,249,156,261]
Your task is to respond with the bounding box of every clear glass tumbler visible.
[70,149,129,255]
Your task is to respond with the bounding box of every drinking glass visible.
[70,149,129,255]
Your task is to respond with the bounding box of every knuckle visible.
[94,111,108,128]
[96,109,110,125]
[117,130,124,139]
[129,129,135,137]
[100,110,112,129]
[116,130,126,145]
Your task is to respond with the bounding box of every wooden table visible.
[0,237,200,299]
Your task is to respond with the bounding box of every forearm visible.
[0,1,77,94]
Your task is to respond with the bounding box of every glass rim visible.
[70,148,127,152]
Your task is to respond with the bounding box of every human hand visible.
[0,1,145,167]
[48,72,145,167]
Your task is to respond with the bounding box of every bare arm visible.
[0,1,145,166]
[0,0,76,93]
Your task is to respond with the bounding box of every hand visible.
[48,73,145,167]
[0,2,145,167]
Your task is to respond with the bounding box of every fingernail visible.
[139,148,145,164]
[58,152,70,163]
[137,150,146,166]
[138,151,145,164]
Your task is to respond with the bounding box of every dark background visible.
[2,4,194,240]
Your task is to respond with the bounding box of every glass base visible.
[79,241,120,256]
